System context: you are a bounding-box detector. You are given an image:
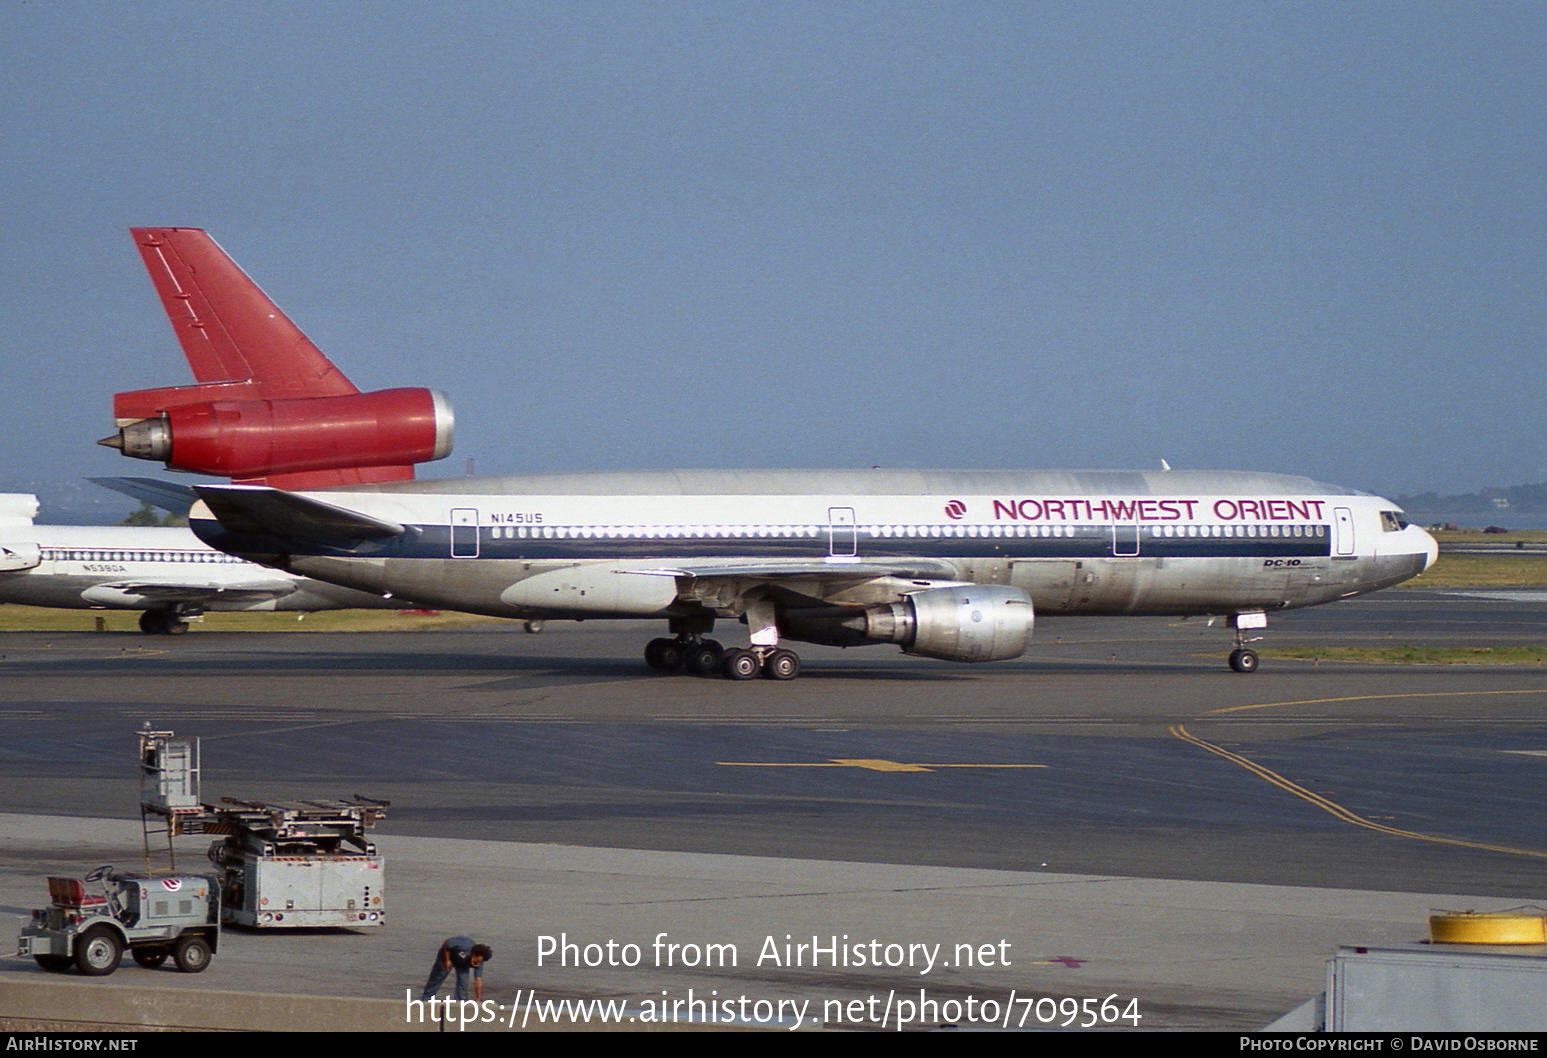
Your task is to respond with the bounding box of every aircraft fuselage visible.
[189,467,1437,634]
[0,523,401,617]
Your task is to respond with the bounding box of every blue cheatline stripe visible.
[195,518,1334,563]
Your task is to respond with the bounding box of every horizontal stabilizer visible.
[89,477,197,515]
[192,486,404,545]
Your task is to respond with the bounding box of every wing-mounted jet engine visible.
[778,585,1035,662]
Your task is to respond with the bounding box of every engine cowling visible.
[782,585,1034,663]
[103,388,454,480]
[0,542,41,572]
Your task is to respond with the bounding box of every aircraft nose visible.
[1420,527,1439,571]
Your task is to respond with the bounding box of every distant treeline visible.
[1395,482,1547,513]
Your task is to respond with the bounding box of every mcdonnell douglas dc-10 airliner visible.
[101,228,1438,680]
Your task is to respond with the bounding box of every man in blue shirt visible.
[420,936,493,1002]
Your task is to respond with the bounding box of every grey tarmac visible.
[1,588,1544,1030]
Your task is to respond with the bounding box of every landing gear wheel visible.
[761,648,800,681]
[1228,648,1259,673]
[139,610,189,635]
[523,620,544,634]
[73,926,122,976]
[685,640,724,676]
[173,934,212,974]
[722,649,762,680]
[33,954,71,972]
[132,947,169,969]
[644,638,684,672]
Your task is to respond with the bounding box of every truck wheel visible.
[132,947,169,969]
[74,927,123,976]
[33,954,71,972]
[174,934,212,973]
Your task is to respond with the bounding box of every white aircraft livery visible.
[0,493,403,634]
[101,228,1438,677]
[183,467,1437,678]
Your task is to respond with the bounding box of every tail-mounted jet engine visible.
[781,585,1034,663]
[0,543,41,572]
[101,388,454,481]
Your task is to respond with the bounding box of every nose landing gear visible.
[1227,611,1266,673]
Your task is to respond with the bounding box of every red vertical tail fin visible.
[106,228,453,489]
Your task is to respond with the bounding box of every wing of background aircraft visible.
[79,578,299,608]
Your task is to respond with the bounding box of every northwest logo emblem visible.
[943,500,967,520]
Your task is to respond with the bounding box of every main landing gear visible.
[644,637,804,681]
[645,635,719,675]
[643,615,804,681]
[138,609,190,636]
[722,646,800,681]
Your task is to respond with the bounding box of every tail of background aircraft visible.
[101,228,453,490]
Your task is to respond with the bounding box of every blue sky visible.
[3,2,1543,516]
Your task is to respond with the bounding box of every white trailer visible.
[206,800,387,929]
[138,728,388,929]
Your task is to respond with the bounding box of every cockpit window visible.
[1380,510,1409,532]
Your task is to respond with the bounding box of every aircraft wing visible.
[192,486,405,544]
[617,558,968,614]
[80,578,300,608]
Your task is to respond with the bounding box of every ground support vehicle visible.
[200,798,387,928]
[138,728,387,929]
[18,866,218,976]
